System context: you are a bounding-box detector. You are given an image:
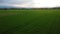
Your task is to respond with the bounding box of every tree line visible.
[0,7,60,10]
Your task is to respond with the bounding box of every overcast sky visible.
[0,0,60,8]
[33,0,60,8]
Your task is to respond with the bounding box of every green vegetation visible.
[0,9,60,34]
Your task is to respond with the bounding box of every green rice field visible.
[0,9,60,34]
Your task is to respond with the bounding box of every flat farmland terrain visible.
[0,9,60,34]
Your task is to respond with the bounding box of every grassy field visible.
[0,9,60,34]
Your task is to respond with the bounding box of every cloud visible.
[0,0,31,4]
[33,0,60,8]
[0,0,32,8]
[0,0,60,8]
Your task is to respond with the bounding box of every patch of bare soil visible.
[0,12,23,17]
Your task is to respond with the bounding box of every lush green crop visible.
[0,9,60,34]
